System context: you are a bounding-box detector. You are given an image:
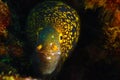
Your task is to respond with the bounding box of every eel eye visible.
[36,44,42,51]
[51,44,58,51]
[52,45,58,51]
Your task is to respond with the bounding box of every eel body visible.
[27,1,80,75]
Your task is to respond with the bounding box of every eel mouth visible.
[37,49,61,63]
[36,49,61,75]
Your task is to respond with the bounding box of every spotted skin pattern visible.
[27,1,80,74]
[28,1,80,56]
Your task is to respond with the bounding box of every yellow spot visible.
[71,32,73,35]
[36,44,42,51]
[65,53,68,58]
[64,25,67,29]
[66,31,68,34]
[66,19,71,23]
[64,35,67,38]
[69,45,72,49]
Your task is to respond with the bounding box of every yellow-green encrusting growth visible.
[27,1,80,75]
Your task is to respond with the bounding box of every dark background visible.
[3,0,120,80]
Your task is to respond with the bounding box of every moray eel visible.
[27,1,80,75]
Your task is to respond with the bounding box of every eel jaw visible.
[36,46,61,75]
